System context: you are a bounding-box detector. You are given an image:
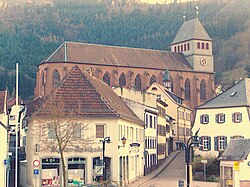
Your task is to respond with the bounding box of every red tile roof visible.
[43,42,192,71]
[33,66,143,125]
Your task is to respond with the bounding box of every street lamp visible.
[100,136,111,181]
[179,129,200,187]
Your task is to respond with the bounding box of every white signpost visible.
[201,160,207,181]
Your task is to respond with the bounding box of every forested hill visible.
[0,0,249,98]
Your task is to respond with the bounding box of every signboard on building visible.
[95,165,103,176]
[234,161,239,171]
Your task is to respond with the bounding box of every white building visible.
[192,78,250,157]
[219,139,250,187]
[22,66,144,187]
[0,90,8,187]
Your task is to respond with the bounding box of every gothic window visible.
[52,69,60,88]
[184,44,186,51]
[200,80,206,101]
[174,46,176,52]
[181,45,183,52]
[103,72,110,86]
[197,42,200,49]
[150,75,157,85]
[184,79,191,100]
[202,42,205,49]
[206,43,209,50]
[135,74,142,90]
[178,46,180,52]
[187,43,190,50]
[119,73,126,87]
[41,71,45,86]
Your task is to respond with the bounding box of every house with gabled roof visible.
[34,18,215,111]
[0,90,8,187]
[192,78,250,157]
[219,139,250,187]
[23,66,144,187]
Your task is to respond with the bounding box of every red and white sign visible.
[33,159,40,167]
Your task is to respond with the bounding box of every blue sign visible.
[4,159,8,166]
[34,169,39,175]
[178,180,184,187]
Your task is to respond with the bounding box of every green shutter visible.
[225,136,228,148]
[199,136,203,151]
[208,137,211,151]
[214,136,218,151]
[216,114,218,123]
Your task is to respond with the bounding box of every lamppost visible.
[100,136,111,181]
[179,129,200,187]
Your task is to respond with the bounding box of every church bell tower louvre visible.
[171,18,214,73]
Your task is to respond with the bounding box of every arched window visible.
[184,44,186,51]
[184,79,191,100]
[202,42,205,49]
[178,46,180,52]
[52,69,60,88]
[200,80,206,101]
[174,46,176,52]
[197,42,200,49]
[150,75,157,85]
[119,73,126,87]
[181,45,183,52]
[206,43,209,50]
[187,43,190,50]
[135,74,142,90]
[103,72,110,86]
[41,71,45,86]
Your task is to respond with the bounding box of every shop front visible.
[68,157,85,186]
[41,157,60,187]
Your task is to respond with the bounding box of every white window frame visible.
[203,137,209,150]
[233,112,242,123]
[219,136,226,150]
[201,114,209,124]
[217,113,225,123]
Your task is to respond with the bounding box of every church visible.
[34,18,215,110]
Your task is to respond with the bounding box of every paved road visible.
[139,151,219,187]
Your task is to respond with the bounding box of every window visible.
[181,45,183,52]
[174,46,176,52]
[135,74,142,90]
[41,71,45,86]
[119,73,126,87]
[103,72,110,86]
[178,46,180,52]
[9,115,15,120]
[216,113,225,123]
[72,124,82,139]
[179,111,184,119]
[214,136,227,151]
[197,42,200,49]
[202,42,205,49]
[206,43,209,50]
[184,79,191,100]
[187,43,190,50]
[96,124,104,138]
[130,127,134,142]
[184,44,186,51]
[200,114,209,124]
[186,113,191,121]
[150,75,157,85]
[149,115,153,128]
[200,80,206,101]
[52,69,60,88]
[48,127,56,139]
[200,136,211,151]
[232,112,242,123]
[145,113,148,127]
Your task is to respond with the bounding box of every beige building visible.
[192,78,250,157]
[0,90,8,187]
[219,139,250,187]
[22,66,144,187]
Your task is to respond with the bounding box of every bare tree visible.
[30,98,93,187]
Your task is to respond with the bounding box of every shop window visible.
[232,112,242,123]
[200,114,209,124]
[68,157,85,186]
[42,158,60,186]
[216,113,225,123]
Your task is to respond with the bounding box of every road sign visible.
[4,159,8,166]
[33,159,40,167]
[95,165,103,176]
[234,161,239,171]
[34,169,39,175]
[201,160,207,164]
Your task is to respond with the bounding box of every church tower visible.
[171,18,214,73]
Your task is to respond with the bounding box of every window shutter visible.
[223,114,225,122]
[225,136,228,147]
[207,115,209,124]
[216,114,218,123]
[214,136,218,151]
[239,113,242,122]
[199,136,203,151]
[200,115,203,124]
[208,137,211,151]
[232,113,235,122]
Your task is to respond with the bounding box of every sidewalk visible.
[128,150,182,187]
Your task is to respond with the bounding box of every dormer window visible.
[216,113,225,123]
[200,114,209,124]
[232,112,242,123]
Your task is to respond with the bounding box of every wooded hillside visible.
[0,0,249,98]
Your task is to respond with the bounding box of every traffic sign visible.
[4,159,8,166]
[33,159,40,167]
[34,169,39,175]
[234,161,239,171]
[201,160,207,164]
[178,180,184,187]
